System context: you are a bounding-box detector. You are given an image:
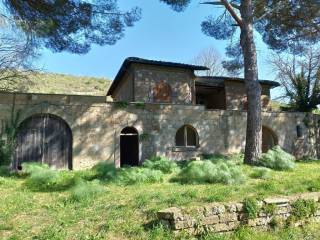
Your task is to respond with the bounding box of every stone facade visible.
[157,192,320,235]
[0,91,319,170]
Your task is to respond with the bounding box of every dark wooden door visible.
[120,127,139,167]
[14,114,72,169]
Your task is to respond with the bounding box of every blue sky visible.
[37,0,278,94]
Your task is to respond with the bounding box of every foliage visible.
[4,0,141,54]
[175,160,245,185]
[0,110,21,166]
[2,72,111,95]
[67,180,104,203]
[142,156,178,174]
[23,163,76,191]
[291,199,318,220]
[115,167,164,185]
[114,101,128,109]
[243,197,260,219]
[262,203,277,216]
[270,48,320,112]
[91,161,118,181]
[250,167,272,180]
[2,161,320,238]
[259,146,295,171]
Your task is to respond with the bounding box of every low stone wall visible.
[157,192,320,235]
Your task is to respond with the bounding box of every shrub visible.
[116,167,164,185]
[91,161,117,180]
[174,160,245,185]
[291,199,317,220]
[21,162,50,175]
[259,146,295,171]
[250,167,272,180]
[68,180,104,202]
[142,156,178,174]
[24,166,76,192]
[243,197,260,219]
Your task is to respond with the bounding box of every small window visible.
[296,125,303,138]
[175,125,198,147]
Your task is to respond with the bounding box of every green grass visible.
[0,72,111,96]
[1,158,320,239]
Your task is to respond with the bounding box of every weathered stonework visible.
[0,91,319,170]
[157,192,320,235]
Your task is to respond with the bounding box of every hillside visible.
[1,72,112,96]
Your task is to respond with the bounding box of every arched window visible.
[153,82,172,103]
[175,125,198,147]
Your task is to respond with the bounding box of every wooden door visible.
[14,114,72,169]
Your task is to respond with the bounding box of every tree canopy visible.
[3,0,141,54]
[160,0,320,73]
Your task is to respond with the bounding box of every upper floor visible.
[107,57,280,111]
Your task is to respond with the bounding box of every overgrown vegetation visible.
[175,160,245,185]
[259,146,295,171]
[291,199,318,220]
[243,197,260,219]
[2,154,320,239]
[142,156,178,174]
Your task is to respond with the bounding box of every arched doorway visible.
[262,126,278,153]
[14,114,72,170]
[120,127,139,167]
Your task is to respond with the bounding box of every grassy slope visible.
[5,72,111,96]
[1,161,320,239]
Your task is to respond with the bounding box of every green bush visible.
[174,160,245,185]
[24,165,76,192]
[243,197,260,219]
[116,167,164,185]
[68,180,104,202]
[259,146,295,171]
[250,167,272,180]
[291,199,317,220]
[91,161,117,180]
[142,156,178,174]
[21,162,50,175]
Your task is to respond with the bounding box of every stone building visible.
[0,57,319,170]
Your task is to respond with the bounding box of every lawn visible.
[1,155,320,239]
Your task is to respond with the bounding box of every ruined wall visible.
[133,64,196,104]
[0,92,318,170]
[157,192,320,235]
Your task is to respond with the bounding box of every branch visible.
[201,0,243,27]
[220,0,243,27]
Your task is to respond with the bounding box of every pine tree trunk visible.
[240,0,262,164]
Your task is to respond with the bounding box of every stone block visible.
[264,197,289,205]
[157,207,183,220]
[219,213,238,223]
[200,215,220,225]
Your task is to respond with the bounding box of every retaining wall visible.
[157,192,320,235]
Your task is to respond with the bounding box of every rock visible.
[157,207,183,220]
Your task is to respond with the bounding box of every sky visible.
[37,0,280,96]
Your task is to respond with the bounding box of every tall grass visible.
[259,146,295,171]
[142,156,178,173]
[174,160,246,185]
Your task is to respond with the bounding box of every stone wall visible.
[157,192,320,235]
[133,64,196,104]
[225,81,271,110]
[0,92,318,170]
